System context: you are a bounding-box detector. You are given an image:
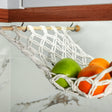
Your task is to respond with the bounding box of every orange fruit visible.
[78,65,111,96]
[78,65,105,78]
[89,58,109,69]
[78,81,108,95]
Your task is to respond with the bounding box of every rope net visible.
[0,25,112,98]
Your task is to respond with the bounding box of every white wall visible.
[7,0,112,9]
[23,0,112,8]
[0,0,112,9]
[0,0,8,9]
[0,23,11,112]
[8,0,20,9]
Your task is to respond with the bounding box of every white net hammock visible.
[0,25,112,99]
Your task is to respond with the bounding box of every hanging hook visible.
[21,22,24,27]
[70,22,74,28]
[70,22,80,32]
[20,22,27,32]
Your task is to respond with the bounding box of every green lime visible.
[51,58,81,88]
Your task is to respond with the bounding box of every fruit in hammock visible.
[51,58,81,88]
[77,65,111,96]
[89,58,109,69]
[78,65,104,78]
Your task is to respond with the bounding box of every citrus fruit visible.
[78,81,109,95]
[51,58,81,88]
[77,65,111,96]
[89,58,109,69]
[77,65,107,78]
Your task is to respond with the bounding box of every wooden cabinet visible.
[0,0,112,22]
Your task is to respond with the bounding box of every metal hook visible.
[21,22,24,27]
[70,22,74,28]
[70,22,80,32]
[70,22,76,32]
[21,22,27,32]
[23,26,28,32]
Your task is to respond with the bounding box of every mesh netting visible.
[0,25,112,98]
